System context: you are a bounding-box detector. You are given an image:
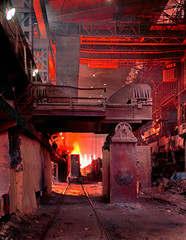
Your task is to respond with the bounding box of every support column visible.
[33,39,49,83]
[56,36,80,97]
[102,134,113,201]
[0,131,10,217]
[13,0,33,51]
[110,122,137,203]
[180,133,186,174]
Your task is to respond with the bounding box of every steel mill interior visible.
[0,0,186,239]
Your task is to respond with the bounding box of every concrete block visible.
[136,146,151,190]
[110,123,137,203]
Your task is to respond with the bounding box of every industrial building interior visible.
[0,0,186,239]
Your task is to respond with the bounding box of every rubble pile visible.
[0,214,31,240]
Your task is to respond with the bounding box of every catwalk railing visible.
[14,83,107,114]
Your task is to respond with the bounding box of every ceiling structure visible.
[45,0,185,61]
[34,0,186,88]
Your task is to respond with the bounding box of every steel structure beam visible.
[11,0,49,83]
[80,50,185,58]
[80,35,186,54]
[80,49,184,65]
[80,46,186,54]
[34,39,49,83]
[50,21,186,38]
[33,0,52,83]
[12,0,33,51]
[79,58,180,65]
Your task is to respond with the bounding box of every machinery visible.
[136,62,186,180]
[68,154,83,183]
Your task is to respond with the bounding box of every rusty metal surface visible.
[15,83,152,134]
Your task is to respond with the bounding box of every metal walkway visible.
[15,83,152,134]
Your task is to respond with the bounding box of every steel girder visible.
[34,40,49,83]
[50,21,186,38]
[80,36,186,56]
[12,0,33,51]
[49,21,186,62]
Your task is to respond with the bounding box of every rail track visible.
[39,183,110,240]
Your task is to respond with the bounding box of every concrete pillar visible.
[136,146,151,190]
[0,131,10,196]
[180,133,186,173]
[0,131,10,217]
[102,148,110,201]
[102,134,113,201]
[110,122,137,203]
[56,36,80,98]
[9,134,52,214]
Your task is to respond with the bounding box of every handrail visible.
[14,83,107,114]
[28,83,106,92]
[14,83,35,105]
[160,89,176,106]
[15,83,106,103]
[18,96,36,113]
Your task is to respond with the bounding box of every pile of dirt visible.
[0,214,32,240]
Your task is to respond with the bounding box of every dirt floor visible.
[0,181,186,240]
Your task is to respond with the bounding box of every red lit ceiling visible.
[47,0,169,23]
[43,0,186,64]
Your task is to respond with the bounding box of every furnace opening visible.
[49,132,106,184]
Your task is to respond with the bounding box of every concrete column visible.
[9,134,52,214]
[102,148,110,201]
[0,131,10,217]
[56,36,80,98]
[180,133,186,173]
[110,122,137,203]
[0,131,10,196]
[102,134,113,201]
[136,146,151,190]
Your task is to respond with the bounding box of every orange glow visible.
[49,52,56,84]
[49,40,56,84]
[71,143,92,169]
[34,26,39,38]
[50,133,105,173]
[71,142,81,155]
[88,60,118,68]
[33,0,47,39]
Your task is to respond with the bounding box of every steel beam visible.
[79,58,177,65]
[80,51,185,60]
[13,0,33,51]
[51,21,186,38]
[33,39,49,83]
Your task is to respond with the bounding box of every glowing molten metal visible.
[71,143,93,169]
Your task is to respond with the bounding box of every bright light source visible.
[6,8,16,20]
[33,69,38,77]
[93,74,96,77]
[104,83,106,86]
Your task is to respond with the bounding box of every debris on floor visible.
[0,182,186,240]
